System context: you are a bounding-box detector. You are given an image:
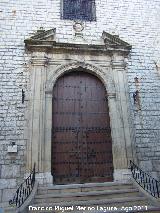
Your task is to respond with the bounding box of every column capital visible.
[30,53,50,66]
[107,93,116,99]
[111,60,127,70]
[111,53,128,70]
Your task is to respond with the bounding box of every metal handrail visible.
[9,163,36,208]
[130,160,160,198]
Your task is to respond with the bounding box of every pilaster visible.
[27,53,48,172]
[111,53,134,168]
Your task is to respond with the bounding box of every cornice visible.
[25,41,131,55]
[102,31,132,51]
[24,29,132,55]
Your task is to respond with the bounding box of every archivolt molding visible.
[45,61,116,96]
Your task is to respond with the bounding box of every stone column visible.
[110,53,134,181]
[44,91,52,172]
[107,93,128,169]
[27,53,48,173]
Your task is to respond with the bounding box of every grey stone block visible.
[2,188,16,202]
[1,165,20,179]
[0,189,2,203]
[152,160,160,172]
[150,172,159,180]
[0,165,1,179]
[139,160,153,172]
[0,179,16,190]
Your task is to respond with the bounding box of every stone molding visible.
[25,28,56,41]
[30,57,49,66]
[45,60,116,96]
[102,31,132,50]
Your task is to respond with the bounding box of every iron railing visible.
[130,160,160,198]
[9,163,36,208]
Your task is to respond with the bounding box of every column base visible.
[114,169,132,183]
[34,172,53,185]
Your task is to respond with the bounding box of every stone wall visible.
[0,0,160,203]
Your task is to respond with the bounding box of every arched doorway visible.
[51,71,113,184]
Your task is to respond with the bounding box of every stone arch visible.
[46,61,115,95]
[28,55,133,184]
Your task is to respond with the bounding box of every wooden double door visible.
[52,71,113,184]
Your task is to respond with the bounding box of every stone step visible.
[0,202,10,208]
[0,202,16,213]
[34,188,140,204]
[38,182,134,195]
[31,196,148,208]
[2,207,16,213]
[30,182,160,213]
[31,200,149,212]
[5,204,160,213]
[66,206,160,213]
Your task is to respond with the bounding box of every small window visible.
[62,0,96,21]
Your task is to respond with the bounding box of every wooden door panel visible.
[52,71,113,183]
[52,131,80,183]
